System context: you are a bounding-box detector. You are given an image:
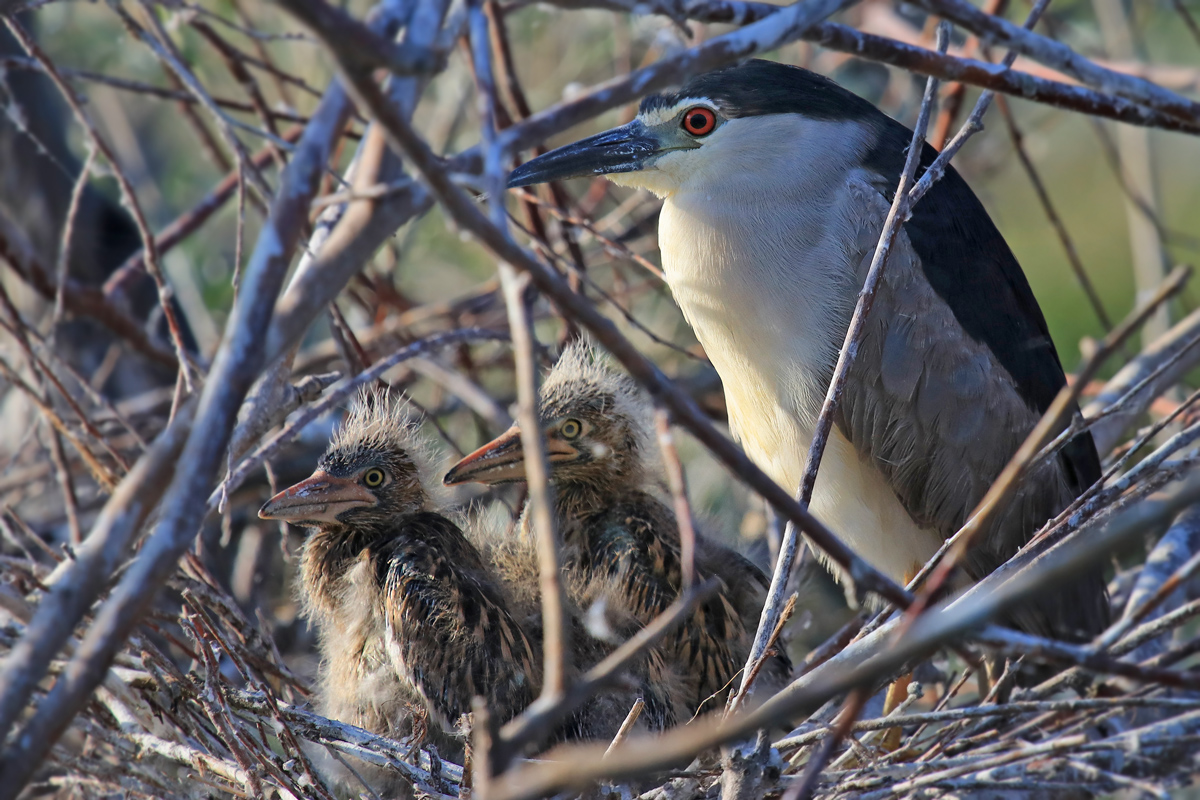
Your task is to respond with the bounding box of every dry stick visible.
[191,20,286,169]
[929,0,1008,151]
[774,696,1200,749]
[0,292,133,472]
[472,0,568,715]
[261,0,453,364]
[45,428,82,546]
[481,0,590,327]
[0,51,359,798]
[104,128,305,299]
[271,0,443,76]
[0,211,177,369]
[51,147,96,336]
[994,94,1112,331]
[905,0,1051,212]
[784,689,868,800]
[1085,306,1200,455]
[0,56,317,124]
[485,475,1200,800]
[912,0,1200,123]
[496,267,568,698]
[0,397,197,755]
[2,16,196,388]
[537,0,1200,135]
[494,582,719,767]
[1067,385,1200,525]
[115,0,274,205]
[732,20,950,716]
[977,623,1200,690]
[740,594,796,700]
[1175,0,1200,46]
[1100,503,1200,648]
[241,0,455,466]
[0,358,121,492]
[604,699,646,758]
[654,408,698,590]
[902,263,1190,631]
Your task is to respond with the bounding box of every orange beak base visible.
[443,427,527,486]
[258,470,377,525]
[443,426,582,486]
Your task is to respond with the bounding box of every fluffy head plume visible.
[539,340,662,481]
[324,387,445,506]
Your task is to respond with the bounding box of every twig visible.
[2,16,196,386]
[929,0,1007,150]
[1084,306,1200,455]
[654,407,697,590]
[783,690,867,800]
[774,696,1200,749]
[527,0,1200,135]
[0,47,361,797]
[104,129,303,300]
[471,0,569,724]
[0,399,197,756]
[994,94,1111,331]
[913,0,1200,123]
[604,699,645,758]
[51,146,96,336]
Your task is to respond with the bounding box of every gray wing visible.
[835,177,1107,640]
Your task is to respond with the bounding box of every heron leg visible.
[880,566,921,752]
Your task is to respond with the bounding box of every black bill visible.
[507,120,660,188]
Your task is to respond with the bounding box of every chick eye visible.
[560,419,583,440]
[681,106,717,137]
[363,468,386,488]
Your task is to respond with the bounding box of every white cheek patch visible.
[588,442,612,460]
[638,98,712,128]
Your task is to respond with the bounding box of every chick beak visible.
[258,470,377,525]
[443,426,579,486]
[507,120,661,188]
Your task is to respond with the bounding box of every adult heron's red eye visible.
[681,107,716,137]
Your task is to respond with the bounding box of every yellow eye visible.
[363,468,386,488]
[560,419,582,440]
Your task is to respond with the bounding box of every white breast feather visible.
[655,115,945,590]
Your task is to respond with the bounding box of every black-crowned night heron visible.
[506,60,1109,641]
[444,342,791,714]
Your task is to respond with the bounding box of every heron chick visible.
[259,390,539,750]
[445,343,791,714]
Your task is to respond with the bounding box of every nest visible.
[1,0,1200,797]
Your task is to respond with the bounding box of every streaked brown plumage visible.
[445,343,791,714]
[259,391,539,746]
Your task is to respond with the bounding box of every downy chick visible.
[444,343,791,715]
[259,390,539,750]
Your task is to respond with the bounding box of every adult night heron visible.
[507,59,1108,641]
